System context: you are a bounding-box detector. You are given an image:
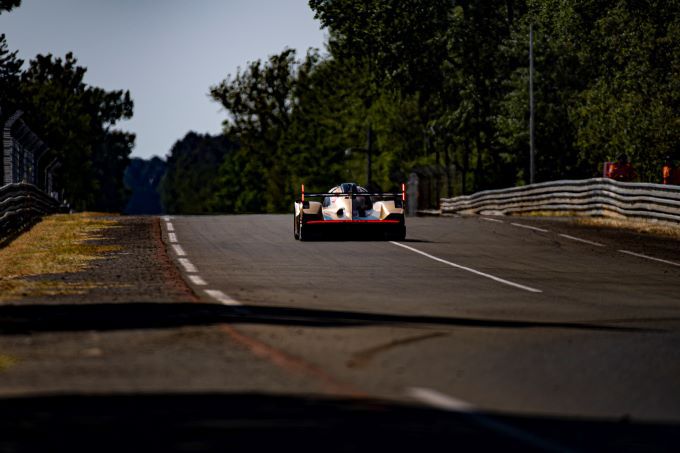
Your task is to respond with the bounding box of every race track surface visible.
[2,214,679,451]
[160,214,680,447]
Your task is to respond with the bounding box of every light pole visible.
[529,23,536,185]
[344,124,374,188]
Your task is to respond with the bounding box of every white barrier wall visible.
[440,178,680,223]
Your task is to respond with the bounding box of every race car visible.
[294,182,406,241]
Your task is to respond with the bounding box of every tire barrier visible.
[440,178,680,224]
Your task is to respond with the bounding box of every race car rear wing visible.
[298,183,406,202]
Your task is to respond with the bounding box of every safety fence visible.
[0,183,61,244]
[3,110,60,192]
[1,109,62,244]
[439,178,680,224]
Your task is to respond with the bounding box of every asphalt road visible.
[2,214,680,452]
[160,213,680,450]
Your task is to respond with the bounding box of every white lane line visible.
[408,387,474,411]
[481,217,504,224]
[188,275,207,286]
[172,244,186,256]
[408,387,567,452]
[510,222,549,233]
[618,250,680,267]
[168,232,178,243]
[178,258,197,273]
[162,216,171,222]
[558,234,605,247]
[390,242,542,293]
[166,222,174,232]
[205,289,241,306]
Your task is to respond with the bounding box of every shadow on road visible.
[0,392,677,452]
[0,302,652,335]
[302,236,441,243]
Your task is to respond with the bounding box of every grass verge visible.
[508,210,680,240]
[574,217,680,240]
[0,213,120,302]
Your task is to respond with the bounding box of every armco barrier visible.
[0,182,61,245]
[440,178,680,224]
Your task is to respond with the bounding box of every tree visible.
[124,156,166,215]
[499,0,680,183]
[210,49,309,212]
[160,132,237,214]
[573,0,680,180]
[309,0,450,101]
[498,0,589,184]
[0,34,22,116]
[19,53,135,210]
[0,0,20,14]
[167,0,679,215]
[310,0,450,189]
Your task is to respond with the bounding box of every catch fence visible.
[1,109,62,244]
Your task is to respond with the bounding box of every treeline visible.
[159,132,237,214]
[123,157,166,215]
[0,1,134,211]
[161,0,678,214]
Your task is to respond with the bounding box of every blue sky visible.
[0,0,326,159]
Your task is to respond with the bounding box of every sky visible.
[0,0,327,159]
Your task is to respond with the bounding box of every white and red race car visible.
[294,182,406,241]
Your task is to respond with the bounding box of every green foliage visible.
[124,157,166,215]
[572,1,680,180]
[0,0,20,14]
[209,49,318,212]
[2,9,135,212]
[310,0,450,101]
[17,53,134,211]
[159,132,237,214]
[164,0,678,214]
[499,0,591,183]
[0,34,22,113]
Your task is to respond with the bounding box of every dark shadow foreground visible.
[0,302,651,335]
[0,393,678,452]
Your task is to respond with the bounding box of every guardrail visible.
[440,178,680,224]
[1,107,63,245]
[0,183,61,245]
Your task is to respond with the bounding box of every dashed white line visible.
[178,258,197,273]
[510,222,549,233]
[408,387,474,411]
[204,289,241,306]
[408,387,566,452]
[390,242,542,293]
[618,250,680,267]
[188,275,207,286]
[481,217,504,223]
[558,234,605,247]
[163,219,233,308]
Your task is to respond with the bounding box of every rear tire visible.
[297,214,312,241]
